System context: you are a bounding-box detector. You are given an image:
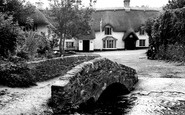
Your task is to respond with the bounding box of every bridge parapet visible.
[51,57,138,113]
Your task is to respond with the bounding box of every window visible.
[105,26,112,35]
[107,40,114,48]
[66,42,74,48]
[103,40,106,48]
[103,40,116,48]
[139,39,145,46]
[139,26,145,35]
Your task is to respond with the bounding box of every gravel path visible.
[0,76,65,115]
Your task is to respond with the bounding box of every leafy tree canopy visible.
[0,13,21,58]
[0,0,35,23]
[48,0,96,55]
[164,0,185,10]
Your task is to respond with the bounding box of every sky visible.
[27,0,169,8]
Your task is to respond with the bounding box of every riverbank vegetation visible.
[146,0,185,62]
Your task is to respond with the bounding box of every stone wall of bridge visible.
[27,55,99,82]
[51,57,138,114]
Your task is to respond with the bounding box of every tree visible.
[164,0,185,10]
[48,0,96,56]
[0,0,35,24]
[0,13,21,58]
[145,18,155,45]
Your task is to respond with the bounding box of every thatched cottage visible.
[18,8,50,34]
[22,0,160,52]
[76,0,160,51]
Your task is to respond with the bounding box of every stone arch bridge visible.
[51,57,138,114]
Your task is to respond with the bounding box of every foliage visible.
[0,55,98,88]
[48,0,96,55]
[16,50,29,60]
[0,0,35,59]
[0,13,21,58]
[21,31,38,59]
[154,44,185,62]
[146,0,185,61]
[36,26,59,58]
[30,55,98,82]
[36,32,50,57]
[0,62,36,87]
[0,0,35,23]
[164,0,185,10]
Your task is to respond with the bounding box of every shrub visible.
[17,50,29,60]
[0,13,20,58]
[152,44,185,62]
[30,55,99,82]
[0,55,99,87]
[0,62,36,87]
[8,55,25,63]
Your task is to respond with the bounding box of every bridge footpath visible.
[51,57,138,114]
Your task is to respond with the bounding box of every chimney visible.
[124,0,130,8]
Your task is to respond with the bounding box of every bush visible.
[0,62,36,87]
[0,13,20,58]
[146,7,185,62]
[30,55,99,82]
[152,44,185,62]
[8,56,25,63]
[17,50,29,60]
[0,55,99,87]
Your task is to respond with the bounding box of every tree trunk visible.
[59,36,63,56]
[62,34,66,56]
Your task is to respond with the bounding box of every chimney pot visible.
[124,0,130,8]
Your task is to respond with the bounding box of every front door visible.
[125,34,137,50]
[83,40,90,52]
[125,39,136,50]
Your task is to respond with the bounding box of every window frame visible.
[105,26,112,35]
[103,39,116,48]
[139,39,145,46]
[66,42,74,48]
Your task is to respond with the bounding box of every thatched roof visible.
[77,30,95,40]
[92,8,160,32]
[122,28,139,40]
[19,8,49,26]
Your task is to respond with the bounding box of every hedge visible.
[30,55,99,82]
[0,55,99,87]
[0,62,36,87]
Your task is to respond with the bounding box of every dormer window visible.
[105,26,112,35]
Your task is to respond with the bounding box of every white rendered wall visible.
[37,25,48,34]
[136,32,149,47]
[94,31,125,50]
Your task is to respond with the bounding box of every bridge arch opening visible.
[97,82,130,105]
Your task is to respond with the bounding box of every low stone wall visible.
[51,57,138,114]
[27,55,100,82]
